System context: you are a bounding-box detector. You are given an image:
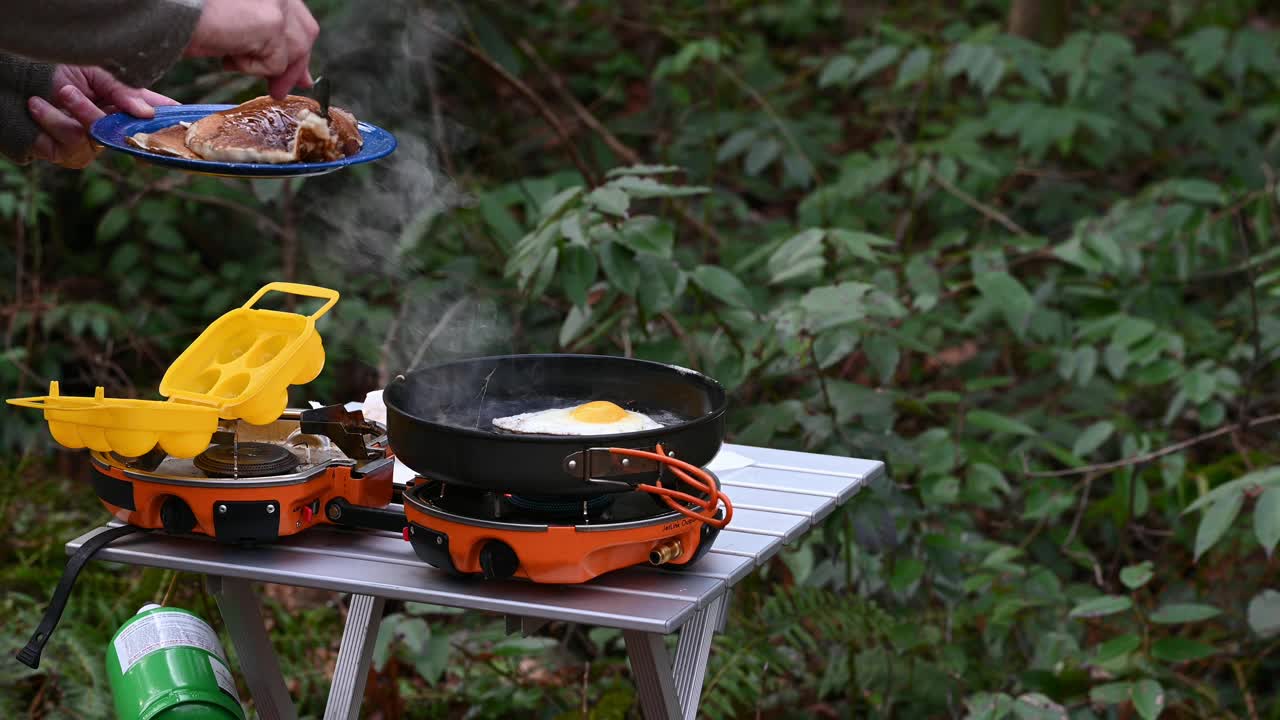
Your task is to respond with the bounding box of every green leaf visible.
[1112,316,1156,347]
[1177,26,1228,76]
[84,177,115,207]
[559,244,597,307]
[372,615,399,671]
[717,128,759,162]
[1149,603,1221,624]
[109,243,143,276]
[864,335,899,385]
[560,211,587,246]
[635,258,685,315]
[1094,634,1141,664]
[1163,179,1226,206]
[1254,487,1280,556]
[745,138,782,176]
[606,164,682,178]
[819,55,857,88]
[1089,682,1131,705]
[414,635,451,685]
[1151,637,1216,663]
[829,228,893,261]
[598,241,639,295]
[1132,679,1165,720]
[799,282,873,331]
[854,46,902,84]
[617,216,674,257]
[1012,693,1067,720]
[559,303,592,347]
[146,224,183,250]
[1119,561,1153,590]
[606,175,709,198]
[1247,590,1280,637]
[1184,466,1280,514]
[1103,343,1129,379]
[587,186,629,217]
[527,244,559,298]
[493,636,558,656]
[692,265,753,310]
[1073,421,1114,457]
[889,557,925,593]
[895,47,931,89]
[537,186,584,225]
[97,206,130,242]
[975,271,1035,335]
[1194,489,1245,561]
[1069,595,1132,618]
[967,410,1037,437]
[769,228,826,284]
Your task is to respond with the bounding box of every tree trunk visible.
[1007,0,1071,47]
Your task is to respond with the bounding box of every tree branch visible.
[513,37,728,248]
[927,164,1032,238]
[427,26,599,185]
[1025,412,1280,478]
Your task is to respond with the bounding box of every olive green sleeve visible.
[0,0,204,164]
[0,55,53,164]
[0,0,204,88]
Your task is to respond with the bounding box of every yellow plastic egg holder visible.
[159,282,338,425]
[6,282,339,458]
[7,382,219,458]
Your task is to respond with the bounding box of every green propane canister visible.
[106,604,246,720]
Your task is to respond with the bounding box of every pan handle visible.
[605,444,733,530]
[564,447,662,479]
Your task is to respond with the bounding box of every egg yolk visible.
[570,401,628,424]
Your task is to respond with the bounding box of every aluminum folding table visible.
[66,443,882,720]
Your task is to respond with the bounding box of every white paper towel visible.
[362,390,387,425]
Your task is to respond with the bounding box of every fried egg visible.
[492,401,662,436]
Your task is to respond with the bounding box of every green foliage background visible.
[4,0,1280,718]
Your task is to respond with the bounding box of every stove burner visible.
[504,493,614,520]
[194,441,300,478]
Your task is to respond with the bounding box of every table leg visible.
[624,593,726,720]
[323,594,386,720]
[672,593,725,718]
[623,630,682,720]
[206,576,297,720]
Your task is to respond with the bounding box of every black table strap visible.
[17,524,144,669]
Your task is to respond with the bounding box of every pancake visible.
[126,96,363,164]
[126,122,198,159]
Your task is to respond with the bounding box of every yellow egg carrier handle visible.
[6,383,106,411]
[243,281,339,321]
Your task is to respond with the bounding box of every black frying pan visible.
[383,354,727,496]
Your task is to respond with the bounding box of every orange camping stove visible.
[402,466,727,584]
[88,405,396,544]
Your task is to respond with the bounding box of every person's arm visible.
[0,0,202,88]
[0,55,52,163]
[0,0,200,164]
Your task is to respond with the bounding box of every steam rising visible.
[299,2,510,384]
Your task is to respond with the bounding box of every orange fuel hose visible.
[607,444,733,529]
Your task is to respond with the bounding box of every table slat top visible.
[67,444,882,633]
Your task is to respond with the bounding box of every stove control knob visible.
[478,541,519,581]
[160,497,197,535]
[302,505,314,523]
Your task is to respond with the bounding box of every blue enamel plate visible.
[91,104,397,178]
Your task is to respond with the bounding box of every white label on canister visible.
[114,611,227,675]
[209,656,241,703]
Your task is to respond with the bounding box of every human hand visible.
[28,66,177,169]
[186,0,320,100]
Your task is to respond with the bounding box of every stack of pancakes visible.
[128,96,362,164]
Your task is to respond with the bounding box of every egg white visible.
[492,405,662,436]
